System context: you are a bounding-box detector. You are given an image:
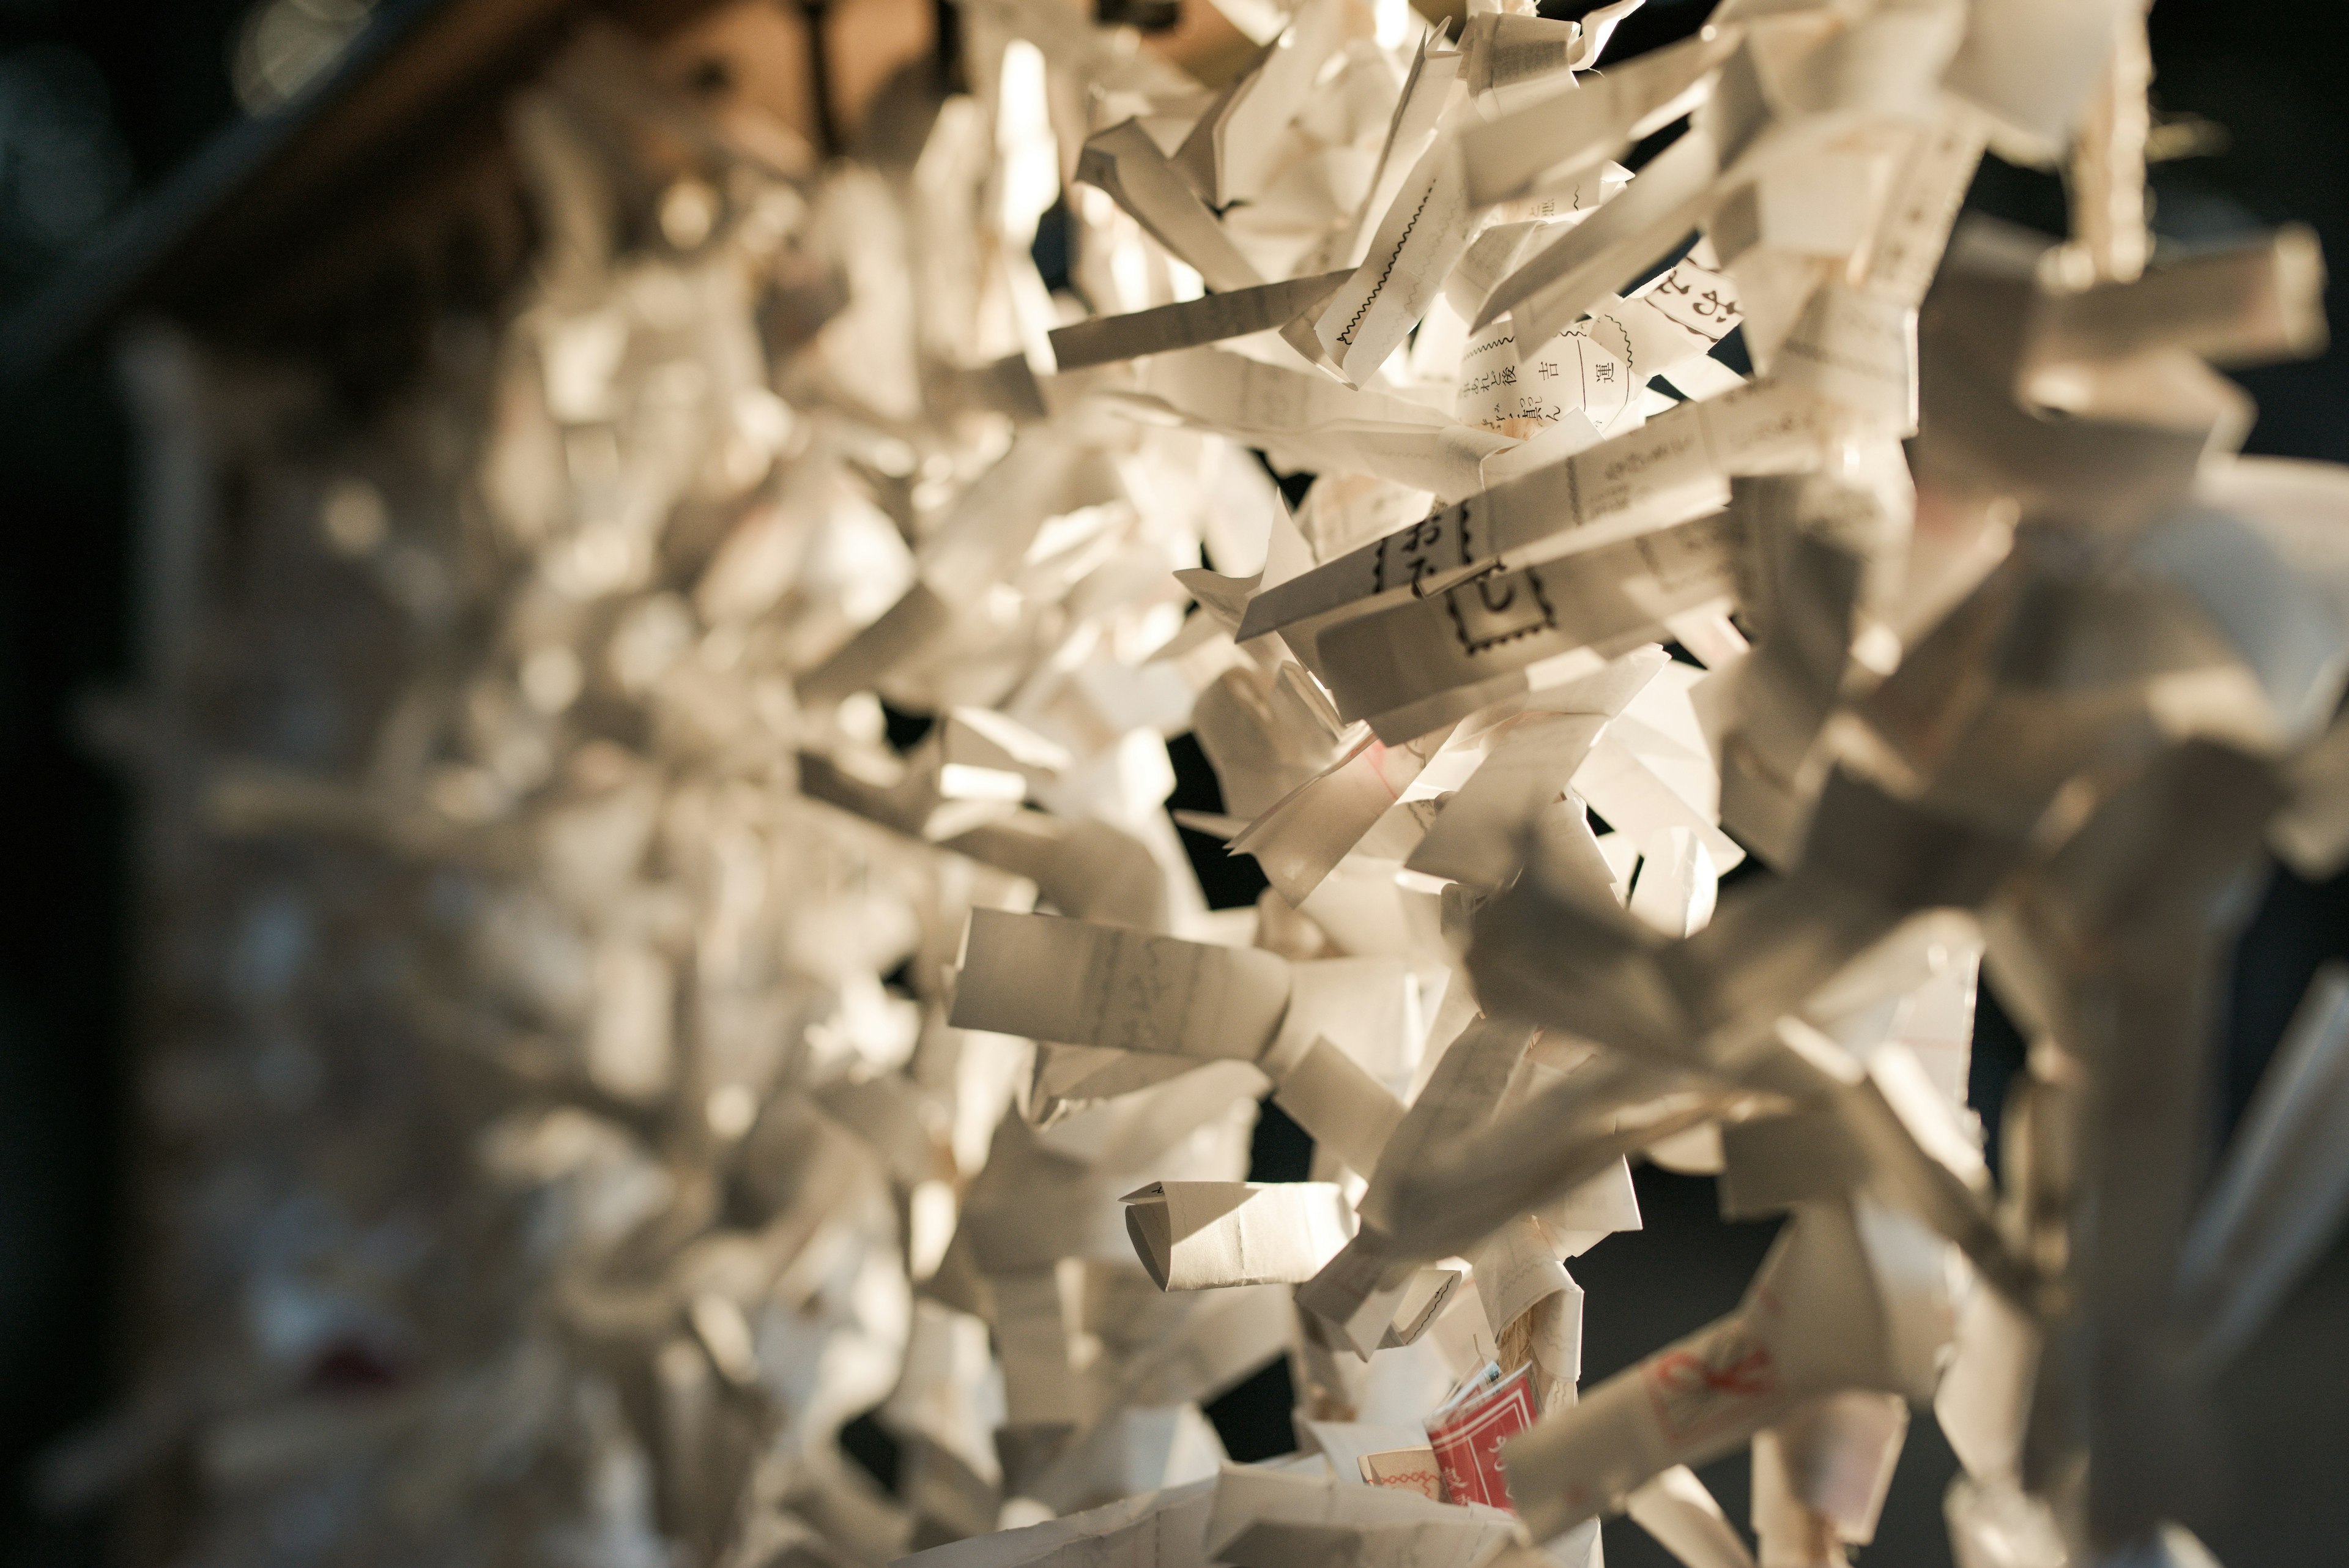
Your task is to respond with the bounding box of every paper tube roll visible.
[1123,1181,1356,1291]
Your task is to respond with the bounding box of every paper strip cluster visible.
[94,2,2349,1567]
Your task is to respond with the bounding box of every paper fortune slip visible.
[1425,1362,1540,1510]
[1121,1181,1356,1290]
[102,0,2349,1564]
[1359,1446,1445,1500]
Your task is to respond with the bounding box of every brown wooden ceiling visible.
[0,0,856,371]
[0,0,1267,377]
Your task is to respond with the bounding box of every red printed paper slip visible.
[1642,1315,1778,1446]
[1359,1446,1445,1500]
[1424,1362,1538,1510]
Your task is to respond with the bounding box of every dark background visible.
[6,1,2349,1564]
